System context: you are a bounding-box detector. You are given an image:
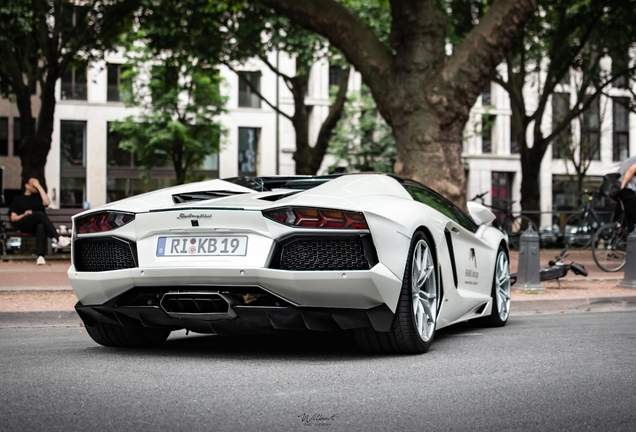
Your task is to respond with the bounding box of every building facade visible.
[1,51,633,230]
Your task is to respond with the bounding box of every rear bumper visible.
[68,263,403,312]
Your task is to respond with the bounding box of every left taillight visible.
[75,211,135,234]
[263,207,368,229]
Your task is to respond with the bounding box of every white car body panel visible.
[68,174,508,335]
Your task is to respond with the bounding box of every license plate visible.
[156,236,248,257]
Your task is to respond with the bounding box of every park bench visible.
[0,207,83,262]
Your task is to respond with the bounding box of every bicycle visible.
[591,205,628,272]
[562,191,606,249]
[471,191,537,249]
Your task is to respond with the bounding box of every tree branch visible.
[222,61,293,121]
[443,0,536,112]
[258,0,392,88]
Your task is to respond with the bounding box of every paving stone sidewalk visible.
[0,250,635,321]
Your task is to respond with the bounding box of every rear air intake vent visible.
[275,236,370,271]
[74,237,138,272]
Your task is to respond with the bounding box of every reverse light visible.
[76,211,135,234]
[263,207,368,229]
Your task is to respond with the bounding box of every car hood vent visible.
[172,190,247,204]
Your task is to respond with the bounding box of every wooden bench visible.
[0,208,83,261]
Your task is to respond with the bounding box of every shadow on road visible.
[78,319,512,360]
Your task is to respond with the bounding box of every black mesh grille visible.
[78,239,137,272]
[280,238,369,271]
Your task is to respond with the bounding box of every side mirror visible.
[467,201,496,226]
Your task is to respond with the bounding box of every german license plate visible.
[156,236,248,257]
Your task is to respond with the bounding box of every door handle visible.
[450,227,460,235]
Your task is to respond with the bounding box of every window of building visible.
[0,118,7,156]
[329,66,343,88]
[107,63,123,102]
[238,127,260,176]
[613,97,629,161]
[106,123,138,167]
[491,172,513,217]
[238,72,261,108]
[481,81,492,106]
[60,120,87,207]
[482,114,495,154]
[582,97,601,161]
[201,154,219,171]
[552,92,571,159]
[61,66,87,100]
[612,51,629,89]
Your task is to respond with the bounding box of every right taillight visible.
[263,207,368,229]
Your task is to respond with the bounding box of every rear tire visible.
[85,321,170,348]
[353,231,438,354]
[591,222,627,272]
[478,246,511,327]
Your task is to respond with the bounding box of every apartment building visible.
[1,52,633,230]
[0,50,354,209]
[464,69,634,228]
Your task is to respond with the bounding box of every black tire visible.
[85,321,170,348]
[591,222,627,272]
[563,213,594,249]
[477,246,511,327]
[507,215,537,249]
[353,231,439,354]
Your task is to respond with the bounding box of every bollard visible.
[515,226,545,291]
[617,228,636,289]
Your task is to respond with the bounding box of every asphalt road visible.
[1,311,636,432]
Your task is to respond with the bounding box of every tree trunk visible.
[290,71,312,175]
[520,139,544,224]
[258,0,537,207]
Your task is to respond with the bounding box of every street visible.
[1,311,635,432]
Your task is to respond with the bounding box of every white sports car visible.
[68,173,511,354]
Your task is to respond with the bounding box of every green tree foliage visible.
[328,85,396,173]
[256,0,536,207]
[489,0,636,218]
[110,2,228,185]
[212,2,352,175]
[0,0,140,189]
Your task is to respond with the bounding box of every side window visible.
[405,185,478,233]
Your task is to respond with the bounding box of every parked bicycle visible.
[562,191,607,249]
[591,205,628,272]
[471,191,537,249]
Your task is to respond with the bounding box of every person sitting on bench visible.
[9,177,71,265]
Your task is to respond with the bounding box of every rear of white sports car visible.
[68,174,509,353]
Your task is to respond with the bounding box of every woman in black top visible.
[9,177,71,265]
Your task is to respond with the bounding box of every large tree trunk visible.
[25,73,58,191]
[259,0,537,207]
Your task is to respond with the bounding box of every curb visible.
[511,295,636,315]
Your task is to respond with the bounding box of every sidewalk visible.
[0,250,635,317]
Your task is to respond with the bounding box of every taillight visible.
[263,207,368,229]
[76,211,135,234]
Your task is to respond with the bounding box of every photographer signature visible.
[298,413,336,426]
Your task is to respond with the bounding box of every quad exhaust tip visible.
[160,292,238,321]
